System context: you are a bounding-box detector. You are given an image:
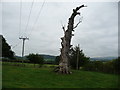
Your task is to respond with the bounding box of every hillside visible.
[40,54,56,61]
[39,55,118,61]
[40,55,118,61]
[15,56,27,60]
[15,54,56,61]
[15,55,117,62]
[90,56,118,61]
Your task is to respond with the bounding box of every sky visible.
[0,0,118,57]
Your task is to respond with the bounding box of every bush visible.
[2,57,10,62]
[82,61,96,71]
[26,53,44,67]
[54,56,60,65]
[83,61,104,72]
[103,58,120,74]
[113,57,120,74]
[103,61,115,74]
[82,58,120,74]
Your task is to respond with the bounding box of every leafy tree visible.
[83,58,120,74]
[26,53,44,67]
[1,35,15,59]
[70,46,90,69]
[83,61,103,72]
[55,56,60,65]
[103,57,120,74]
[82,61,96,71]
[94,61,103,72]
[103,60,115,74]
[113,57,120,74]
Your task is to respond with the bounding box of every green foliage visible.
[1,35,15,59]
[103,61,115,73]
[44,60,55,64]
[70,46,90,69]
[113,57,120,74]
[1,58,10,62]
[2,65,118,88]
[83,61,103,72]
[102,57,120,74]
[55,56,60,65]
[83,57,120,74]
[26,53,44,67]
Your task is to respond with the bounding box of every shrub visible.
[26,53,44,67]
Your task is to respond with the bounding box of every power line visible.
[19,0,22,37]
[32,0,45,28]
[23,0,34,36]
[12,41,21,49]
[13,0,22,50]
[28,0,45,38]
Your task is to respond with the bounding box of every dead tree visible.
[57,5,87,74]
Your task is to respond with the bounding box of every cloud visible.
[2,2,118,57]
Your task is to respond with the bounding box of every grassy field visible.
[2,62,58,68]
[2,63,119,88]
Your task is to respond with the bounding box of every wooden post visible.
[76,44,79,70]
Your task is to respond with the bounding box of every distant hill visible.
[15,55,117,62]
[15,54,56,61]
[90,56,118,61]
[41,55,118,61]
[40,54,56,61]
[15,56,27,60]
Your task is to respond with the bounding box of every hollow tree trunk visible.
[58,5,86,74]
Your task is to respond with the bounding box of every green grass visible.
[2,62,58,68]
[2,64,119,88]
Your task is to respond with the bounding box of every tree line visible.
[82,58,120,74]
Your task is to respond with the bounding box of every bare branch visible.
[76,5,87,11]
[62,26,66,33]
[60,21,66,33]
[73,18,82,29]
[71,34,74,36]
[73,21,81,29]
[71,5,87,18]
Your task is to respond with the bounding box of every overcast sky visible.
[1,1,118,57]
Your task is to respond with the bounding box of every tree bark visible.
[57,5,86,74]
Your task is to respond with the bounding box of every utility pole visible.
[19,36,29,65]
[76,44,79,70]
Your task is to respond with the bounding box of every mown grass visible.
[2,64,119,88]
[2,62,58,68]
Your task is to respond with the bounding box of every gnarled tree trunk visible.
[57,5,86,74]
